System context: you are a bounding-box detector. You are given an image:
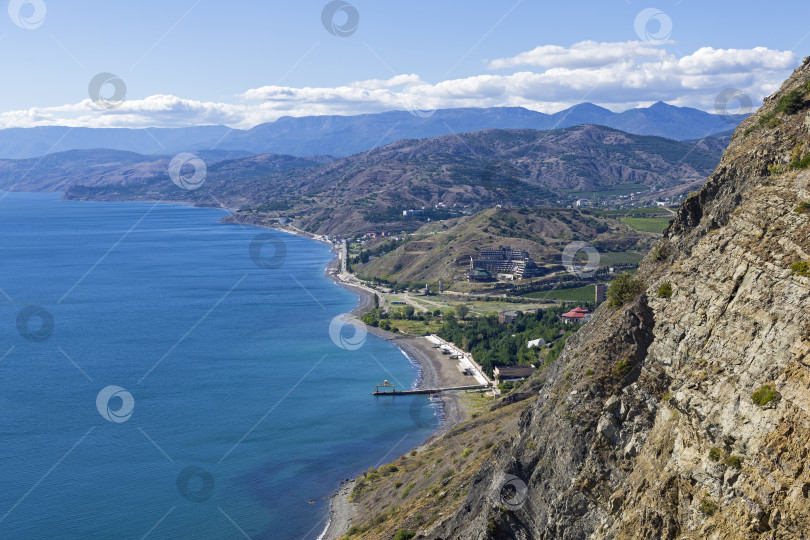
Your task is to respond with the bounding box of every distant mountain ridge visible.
[0,102,744,159]
[0,149,333,192]
[63,125,729,236]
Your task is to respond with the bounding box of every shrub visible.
[393,530,416,540]
[394,481,403,488]
[708,447,723,462]
[775,87,807,115]
[401,483,416,499]
[585,369,594,376]
[614,359,632,377]
[461,448,472,458]
[791,261,809,277]
[657,282,673,298]
[788,143,810,170]
[607,273,645,308]
[752,384,779,406]
[768,163,785,176]
[795,201,810,214]
[699,497,718,516]
[410,450,417,456]
[724,455,743,469]
[385,464,399,474]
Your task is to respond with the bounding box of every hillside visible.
[352,207,659,286]
[63,126,725,236]
[1,150,333,194]
[213,126,725,236]
[0,103,743,159]
[338,58,810,538]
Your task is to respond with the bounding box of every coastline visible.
[317,238,472,540]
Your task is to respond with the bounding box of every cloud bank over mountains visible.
[0,41,797,130]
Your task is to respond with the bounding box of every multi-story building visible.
[467,245,541,281]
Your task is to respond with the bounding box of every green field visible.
[521,284,596,302]
[620,217,671,233]
[599,251,645,265]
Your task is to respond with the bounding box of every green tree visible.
[607,273,645,308]
[456,304,470,320]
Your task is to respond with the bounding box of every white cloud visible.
[487,40,669,69]
[0,42,799,129]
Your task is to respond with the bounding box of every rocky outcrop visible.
[431,58,810,539]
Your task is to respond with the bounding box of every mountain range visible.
[0,102,744,159]
[61,125,728,235]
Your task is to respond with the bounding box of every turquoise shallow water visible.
[0,192,437,539]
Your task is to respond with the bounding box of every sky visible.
[0,0,808,129]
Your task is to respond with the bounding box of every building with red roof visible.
[561,306,592,323]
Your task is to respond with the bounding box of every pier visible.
[372,384,489,396]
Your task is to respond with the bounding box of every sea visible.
[0,191,438,539]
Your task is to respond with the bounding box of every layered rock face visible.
[431,59,810,539]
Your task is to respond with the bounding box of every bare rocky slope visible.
[413,59,810,538]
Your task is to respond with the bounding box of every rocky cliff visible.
[429,58,810,539]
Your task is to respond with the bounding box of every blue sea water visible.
[0,192,437,539]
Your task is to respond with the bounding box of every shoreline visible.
[54,198,466,538]
[317,239,472,540]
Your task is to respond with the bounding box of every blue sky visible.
[1,0,808,128]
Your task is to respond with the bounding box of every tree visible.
[607,273,645,308]
[403,305,415,319]
[456,304,470,320]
